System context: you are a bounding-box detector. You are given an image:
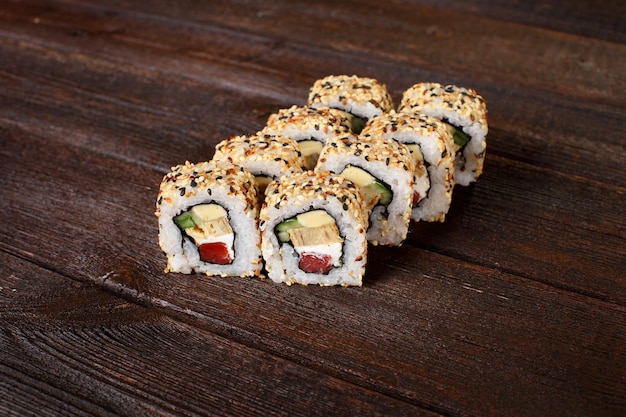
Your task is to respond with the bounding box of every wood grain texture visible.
[1,253,434,417]
[1,0,625,416]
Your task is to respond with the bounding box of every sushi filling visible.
[298,139,325,169]
[174,203,235,265]
[333,110,367,133]
[442,121,471,170]
[404,143,429,207]
[254,175,274,194]
[275,210,343,275]
[340,165,392,212]
[349,116,367,134]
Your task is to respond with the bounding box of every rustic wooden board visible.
[2,0,624,189]
[2,117,625,416]
[1,253,430,417]
[1,0,625,416]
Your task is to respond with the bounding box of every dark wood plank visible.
[1,252,433,417]
[409,155,626,303]
[1,126,624,416]
[5,0,625,114]
[403,0,626,43]
[52,0,625,107]
[1,0,625,416]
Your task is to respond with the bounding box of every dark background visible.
[1,1,625,416]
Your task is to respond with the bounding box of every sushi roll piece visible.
[212,132,305,194]
[307,74,394,133]
[262,105,353,170]
[363,111,455,222]
[315,133,416,246]
[260,171,368,286]
[156,161,262,277]
[398,82,488,186]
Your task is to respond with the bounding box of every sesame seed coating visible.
[156,161,259,216]
[263,105,353,137]
[212,132,307,175]
[397,82,488,130]
[316,132,415,172]
[261,170,367,223]
[307,75,394,120]
[363,111,454,167]
[397,82,488,186]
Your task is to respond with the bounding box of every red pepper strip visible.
[198,242,232,265]
[299,252,333,274]
[412,191,422,207]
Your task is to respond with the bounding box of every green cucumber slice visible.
[277,231,291,243]
[451,126,471,149]
[276,217,301,232]
[275,217,302,243]
[174,211,195,229]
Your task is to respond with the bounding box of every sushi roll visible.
[156,161,262,277]
[315,133,416,246]
[398,82,488,186]
[307,74,394,133]
[362,111,455,222]
[212,132,305,194]
[262,105,353,170]
[260,171,368,286]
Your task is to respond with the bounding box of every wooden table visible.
[1,1,625,416]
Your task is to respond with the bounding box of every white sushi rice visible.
[363,112,456,222]
[262,106,353,170]
[307,75,394,123]
[156,162,262,277]
[260,171,368,286]
[398,82,488,186]
[315,133,415,246]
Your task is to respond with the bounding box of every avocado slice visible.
[341,165,392,207]
[175,203,229,231]
[254,175,274,194]
[350,116,367,134]
[296,210,335,227]
[298,140,324,158]
[368,180,392,205]
[356,180,392,207]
